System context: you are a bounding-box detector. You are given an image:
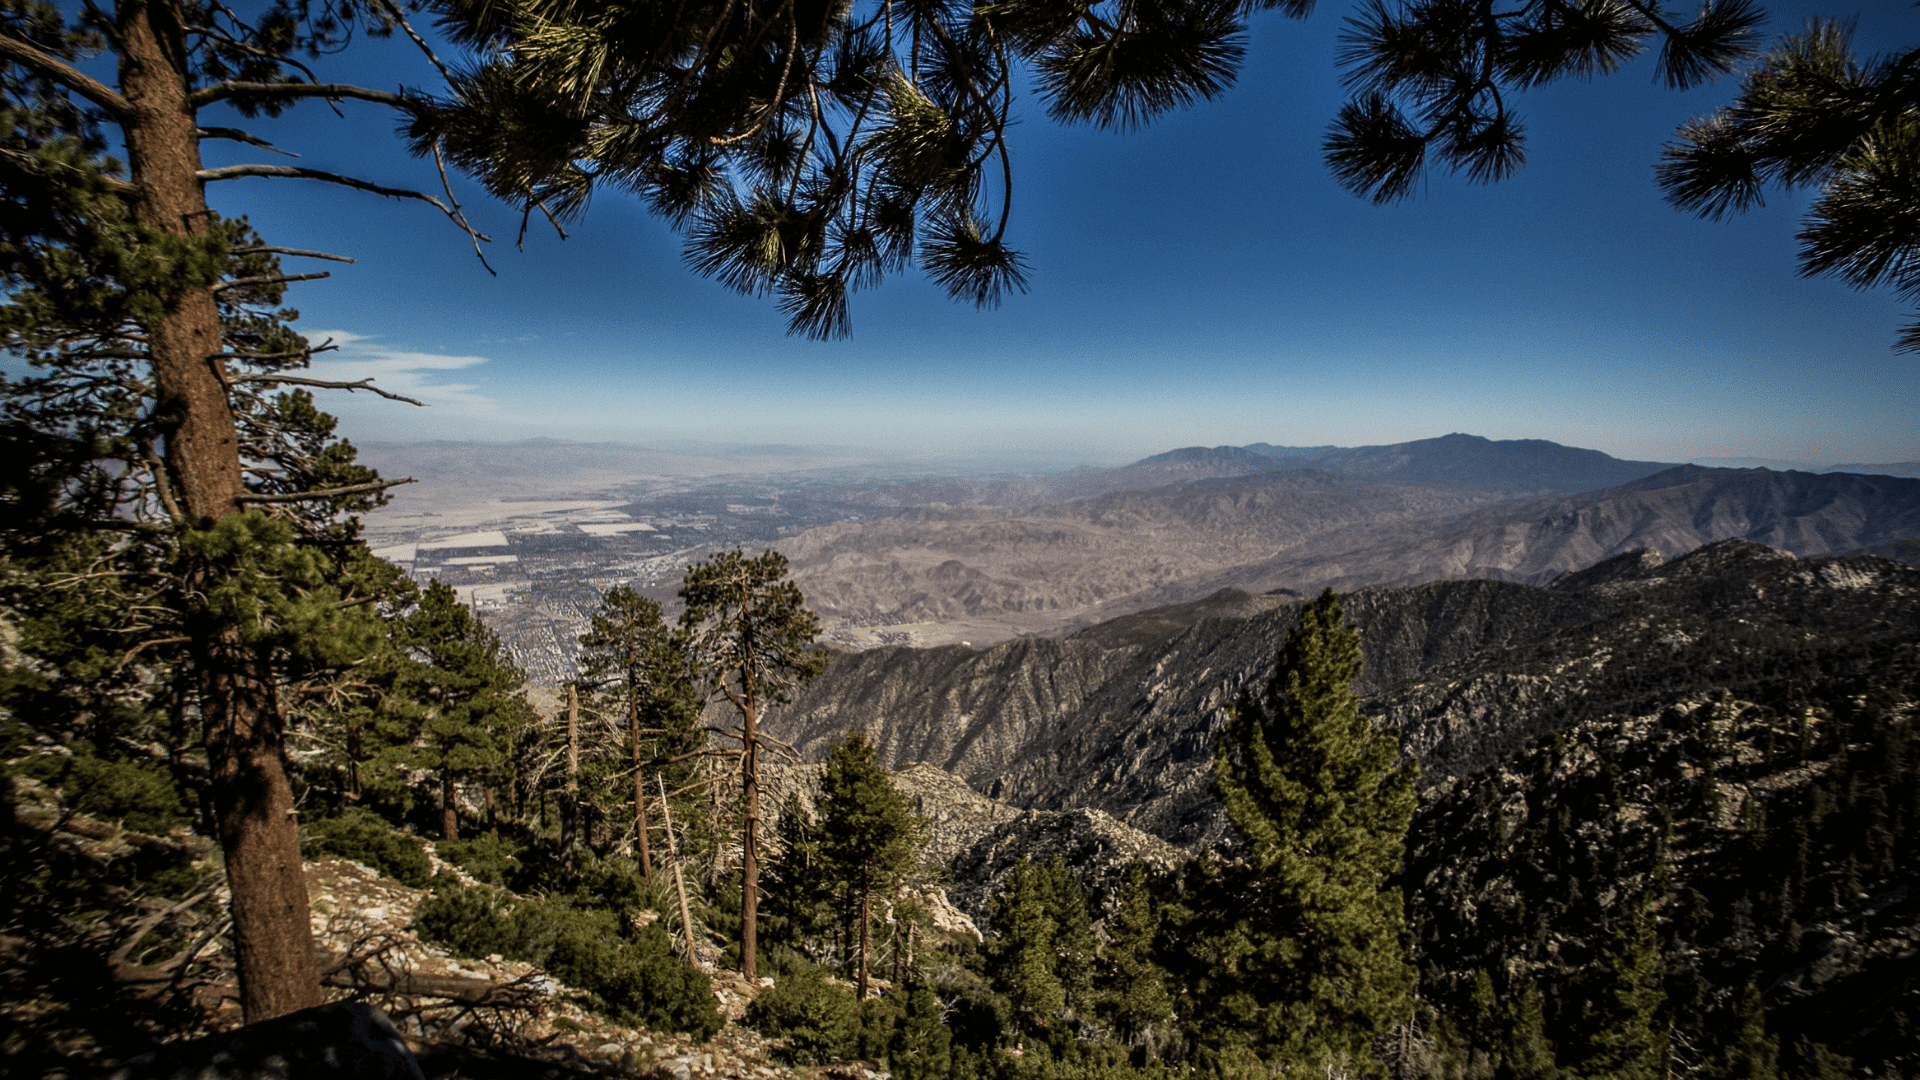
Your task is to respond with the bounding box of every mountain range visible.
[783,435,1920,647]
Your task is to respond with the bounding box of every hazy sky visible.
[188,3,1920,468]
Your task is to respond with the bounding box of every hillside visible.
[764,540,1920,846]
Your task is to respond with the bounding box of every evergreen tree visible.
[1,0,484,1017]
[680,548,829,981]
[817,730,923,999]
[1499,980,1560,1080]
[991,856,1067,1033]
[393,580,535,841]
[1209,588,1420,1075]
[577,585,698,885]
[764,791,837,961]
[1711,979,1778,1080]
[1098,860,1176,1057]
[1576,895,1668,1080]
[889,977,955,1080]
[1035,856,1097,1021]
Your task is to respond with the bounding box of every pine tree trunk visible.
[631,702,653,886]
[741,697,760,981]
[443,771,459,841]
[563,684,580,865]
[857,870,872,1000]
[117,0,318,1023]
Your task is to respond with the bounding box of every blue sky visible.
[182,1,1920,469]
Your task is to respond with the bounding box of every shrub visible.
[411,877,518,958]
[13,745,190,834]
[747,961,859,1062]
[436,832,523,887]
[412,880,721,1041]
[303,808,432,887]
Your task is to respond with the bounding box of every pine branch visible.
[0,31,131,116]
[197,127,299,155]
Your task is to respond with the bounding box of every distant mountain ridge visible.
[788,460,1920,647]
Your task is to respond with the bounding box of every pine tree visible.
[578,586,698,885]
[394,580,535,841]
[817,730,922,999]
[1098,860,1175,1057]
[1035,856,1097,1021]
[1576,895,1668,1080]
[680,548,828,981]
[889,977,955,1080]
[2,0,481,1017]
[1209,588,1420,1075]
[991,856,1066,1033]
[1499,980,1559,1080]
[1713,979,1778,1080]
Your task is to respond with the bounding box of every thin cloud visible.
[303,331,503,415]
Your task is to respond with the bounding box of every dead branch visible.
[111,636,191,676]
[210,271,332,292]
[189,81,411,110]
[230,245,356,263]
[236,477,417,504]
[109,886,217,965]
[231,374,425,406]
[197,126,299,156]
[195,165,494,247]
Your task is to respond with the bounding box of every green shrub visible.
[747,961,859,1062]
[412,877,518,958]
[303,808,432,887]
[436,832,523,887]
[13,746,190,835]
[412,880,721,1041]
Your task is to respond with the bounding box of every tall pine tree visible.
[817,730,922,999]
[393,580,534,841]
[578,585,698,885]
[1210,588,1420,1076]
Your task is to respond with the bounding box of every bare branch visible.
[196,126,299,156]
[0,32,131,116]
[112,636,191,675]
[231,373,425,406]
[371,0,453,83]
[230,246,355,264]
[236,477,417,504]
[189,81,413,110]
[195,165,494,246]
[210,271,331,293]
[431,140,497,275]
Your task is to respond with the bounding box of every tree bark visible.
[117,0,319,1023]
[857,869,871,1000]
[630,700,653,887]
[741,697,760,981]
[563,685,579,866]
[442,770,459,842]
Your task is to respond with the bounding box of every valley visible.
[358,435,1920,671]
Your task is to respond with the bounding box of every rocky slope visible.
[765,541,1920,848]
[1404,687,1917,1077]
